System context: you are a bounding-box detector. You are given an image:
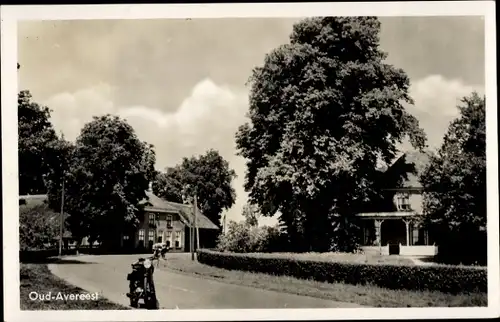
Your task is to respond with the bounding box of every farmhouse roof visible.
[19,190,220,231]
[142,191,219,230]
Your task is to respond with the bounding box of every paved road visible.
[48,254,365,309]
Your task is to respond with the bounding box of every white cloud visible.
[409,75,484,117]
[42,78,265,225]
[407,75,484,149]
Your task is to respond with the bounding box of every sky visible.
[17,16,485,226]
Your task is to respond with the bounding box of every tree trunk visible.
[74,238,82,255]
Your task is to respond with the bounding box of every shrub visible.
[19,204,59,251]
[216,222,287,253]
[197,249,487,294]
[216,221,253,252]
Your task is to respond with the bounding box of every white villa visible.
[356,151,438,257]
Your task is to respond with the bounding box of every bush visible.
[19,204,59,251]
[216,222,286,253]
[197,249,487,294]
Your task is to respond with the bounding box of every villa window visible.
[165,231,172,247]
[157,230,163,243]
[149,213,155,222]
[396,193,411,211]
[175,231,181,248]
[148,230,155,241]
[138,229,145,241]
[167,215,173,227]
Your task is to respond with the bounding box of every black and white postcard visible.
[1,2,498,321]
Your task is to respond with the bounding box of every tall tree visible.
[47,115,156,249]
[420,92,486,264]
[236,17,426,252]
[18,90,59,195]
[45,135,79,242]
[154,167,184,204]
[154,149,236,229]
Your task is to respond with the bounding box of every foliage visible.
[19,204,59,251]
[154,149,237,229]
[420,92,486,264]
[242,203,260,227]
[153,167,184,204]
[235,17,426,252]
[45,115,156,249]
[197,249,486,294]
[18,90,59,195]
[216,221,253,252]
[216,221,286,253]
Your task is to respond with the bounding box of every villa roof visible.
[383,150,432,189]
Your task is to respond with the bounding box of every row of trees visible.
[19,17,487,263]
[20,91,158,250]
[232,17,486,263]
[19,71,236,250]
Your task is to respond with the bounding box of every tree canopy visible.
[46,115,156,249]
[420,92,486,263]
[154,149,237,229]
[18,90,59,195]
[421,92,486,230]
[236,17,426,252]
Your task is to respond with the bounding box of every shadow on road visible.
[20,256,98,265]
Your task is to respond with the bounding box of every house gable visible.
[383,150,432,191]
[376,150,431,214]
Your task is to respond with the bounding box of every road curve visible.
[48,254,365,309]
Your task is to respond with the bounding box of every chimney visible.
[148,181,153,193]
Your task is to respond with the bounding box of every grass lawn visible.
[20,263,128,310]
[164,256,486,308]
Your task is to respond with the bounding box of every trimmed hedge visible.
[197,249,487,294]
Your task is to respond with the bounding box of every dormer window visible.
[396,193,411,211]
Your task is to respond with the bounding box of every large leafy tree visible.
[45,135,79,241]
[236,17,426,252]
[18,90,59,195]
[46,115,156,249]
[153,149,236,229]
[154,167,184,204]
[420,92,486,264]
